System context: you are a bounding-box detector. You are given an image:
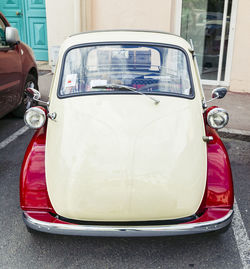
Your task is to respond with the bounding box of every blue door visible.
[0,0,48,61]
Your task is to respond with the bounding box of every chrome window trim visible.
[57,42,195,100]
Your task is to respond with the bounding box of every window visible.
[181,0,232,82]
[59,44,192,98]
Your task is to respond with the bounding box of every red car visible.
[0,12,38,118]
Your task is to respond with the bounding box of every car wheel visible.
[12,74,38,118]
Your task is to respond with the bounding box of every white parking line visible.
[0,125,29,150]
[232,199,250,269]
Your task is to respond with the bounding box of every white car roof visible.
[60,30,193,52]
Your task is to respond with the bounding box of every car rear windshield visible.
[59,44,193,98]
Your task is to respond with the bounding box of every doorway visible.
[0,0,48,61]
[177,0,237,86]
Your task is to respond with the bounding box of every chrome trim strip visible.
[23,210,233,237]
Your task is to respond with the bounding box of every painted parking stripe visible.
[0,125,29,150]
[232,199,250,269]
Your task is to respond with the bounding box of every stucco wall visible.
[91,0,173,32]
[45,0,174,66]
[45,0,91,65]
[46,0,173,48]
[230,0,250,93]
[44,0,250,94]
[45,0,74,47]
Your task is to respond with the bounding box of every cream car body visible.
[45,31,207,221]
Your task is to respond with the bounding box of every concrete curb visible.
[36,61,51,72]
[38,70,51,76]
[218,128,250,142]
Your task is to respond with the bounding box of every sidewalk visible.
[204,88,250,141]
[38,72,250,140]
[37,61,51,72]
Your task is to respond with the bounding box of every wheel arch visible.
[28,67,38,83]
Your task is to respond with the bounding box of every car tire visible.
[12,74,38,118]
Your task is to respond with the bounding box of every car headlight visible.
[207,107,229,129]
[24,107,46,129]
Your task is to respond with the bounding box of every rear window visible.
[59,44,193,98]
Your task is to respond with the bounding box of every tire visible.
[12,74,38,118]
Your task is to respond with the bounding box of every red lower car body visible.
[20,124,234,236]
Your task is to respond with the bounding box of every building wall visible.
[45,0,91,65]
[45,0,250,93]
[230,0,250,93]
[45,0,174,66]
[91,0,173,32]
[45,0,173,49]
[46,0,74,48]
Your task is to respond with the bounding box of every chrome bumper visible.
[23,210,233,237]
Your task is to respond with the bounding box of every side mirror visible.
[206,87,227,105]
[5,27,20,46]
[25,87,49,106]
[212,87,227,99]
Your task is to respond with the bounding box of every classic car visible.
[20,30,233,236]
[0,12,38,118]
